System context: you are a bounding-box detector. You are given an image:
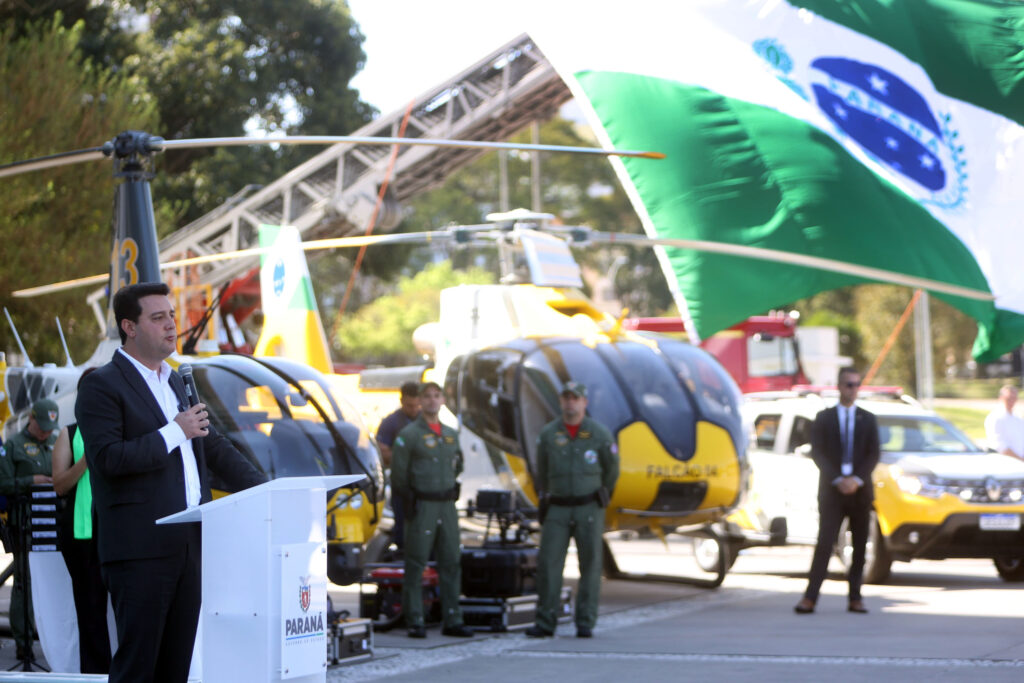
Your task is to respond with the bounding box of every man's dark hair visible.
[837,366,861,382]
[113,282,171,344]
[400,381,420,399]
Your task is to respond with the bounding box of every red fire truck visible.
[623,312,808,394]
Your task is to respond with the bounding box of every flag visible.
[253,224,334,373]
[533,0,1024,361]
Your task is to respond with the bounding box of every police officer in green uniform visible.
[390,381,474,639]
[526,381,618,639]
[0,399,58,660]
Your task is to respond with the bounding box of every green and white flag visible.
[533,0,1024,361]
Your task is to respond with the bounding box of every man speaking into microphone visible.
[76,282,266,683]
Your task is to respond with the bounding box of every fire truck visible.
[622,313,808,394]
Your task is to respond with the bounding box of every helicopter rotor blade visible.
[157,135,666,160]
[0,147,106,179]
[11,231,464,298]
[582,231,995,302]
[0,134,663,181]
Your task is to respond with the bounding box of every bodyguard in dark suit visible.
[794,367,880,615]
[75,282,266,683]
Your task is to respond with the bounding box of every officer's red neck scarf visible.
[427,422,442,436]
[564,423,580,438]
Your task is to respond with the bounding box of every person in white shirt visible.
[984,385,1024,460]
[76,282,266,683]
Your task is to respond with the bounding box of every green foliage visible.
[853,285,917,390]
[1,1,372,361]
[126,0,373,225]
[333,262,494,365]
[0,16,158,363]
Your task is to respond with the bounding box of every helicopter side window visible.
[444,358,461,410]
[194,365,284,485]
[459,350,522,455]
[517,364,561,473]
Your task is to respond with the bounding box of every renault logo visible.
[985,478,1002,502]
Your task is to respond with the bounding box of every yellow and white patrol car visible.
[703,389,1024,583]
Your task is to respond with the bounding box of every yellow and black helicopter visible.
[242,208,754,587]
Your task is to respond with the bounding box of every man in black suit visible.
[794,366,880,615]
[75,282,266,683]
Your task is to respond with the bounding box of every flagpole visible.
[915,290,934,407]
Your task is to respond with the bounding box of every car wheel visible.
[692,534,738,573]
[835,512,891,584]
[994,557,1024,582]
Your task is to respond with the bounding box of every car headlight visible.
[896,474,923,496]
[894,472,945,499]
[349,493,363,510]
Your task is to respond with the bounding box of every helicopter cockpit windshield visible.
[188,355,381,490]
[451,336,745,481]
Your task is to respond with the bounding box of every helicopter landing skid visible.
[601,532,728,589]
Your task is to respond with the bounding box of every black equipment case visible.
[460,586,572,632]
[327,618,373,665]
[460,544,538,597]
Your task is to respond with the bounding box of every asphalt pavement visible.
[0,542,1021,681]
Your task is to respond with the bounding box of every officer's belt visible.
[549,491,600,507]
[413,486,459,502]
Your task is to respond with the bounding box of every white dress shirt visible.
[118,348,202,507]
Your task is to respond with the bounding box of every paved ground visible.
[0,541,1021,681]
[326,540,1024,683]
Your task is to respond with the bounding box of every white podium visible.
[158,475,364,682]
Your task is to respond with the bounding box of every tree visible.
[0,16,158,363]
[2,1,373,229]
[125,0,374,228]
[853,285,918,391]
[333,262,494,365]
[1,2,373,359]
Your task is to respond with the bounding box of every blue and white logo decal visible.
[754,41,967,210]
[272,258,286,298]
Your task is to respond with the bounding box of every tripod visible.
[7,494,50,672]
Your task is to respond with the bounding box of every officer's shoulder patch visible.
[610,443,618,456]
[0,446,5,457]
[394,436,404,447]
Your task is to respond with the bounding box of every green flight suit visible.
[391,416,465,629]
[0,427,56,653]
[533,416,618,632]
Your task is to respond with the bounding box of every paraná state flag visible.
[533,0,1024,361]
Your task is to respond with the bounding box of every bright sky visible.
[347,0,544,116]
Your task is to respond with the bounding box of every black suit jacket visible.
[75,350,266,564]
[809,404,881,506]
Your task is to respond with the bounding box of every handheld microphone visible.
[179,363,200,408]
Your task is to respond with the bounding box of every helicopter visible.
[0,130,670,588]
[209,208,754,586]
